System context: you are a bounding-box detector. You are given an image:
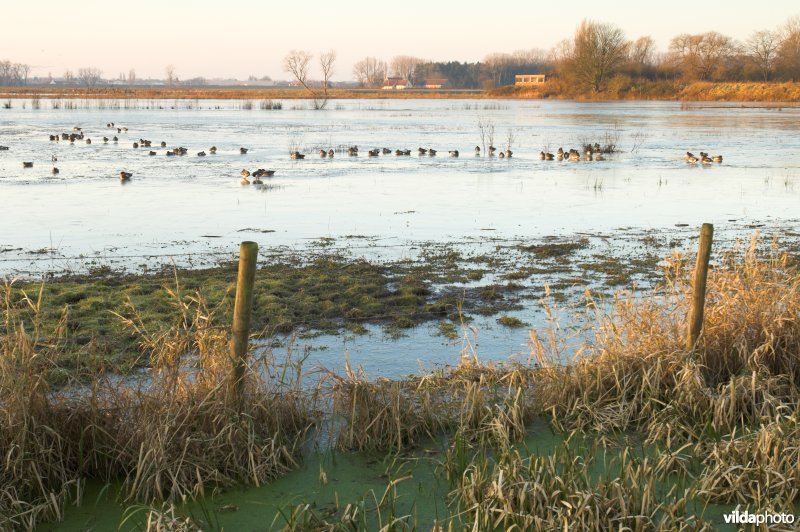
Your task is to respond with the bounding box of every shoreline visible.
[3,81,800,103]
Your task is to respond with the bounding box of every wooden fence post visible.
[230,241,258,404]
[686,224,713,352]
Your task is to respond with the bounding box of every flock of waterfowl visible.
[3,124,726,184]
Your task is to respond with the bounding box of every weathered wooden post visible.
[230,241,258,404]
[686,223,713,352]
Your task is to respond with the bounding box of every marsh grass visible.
[0,279,314,530]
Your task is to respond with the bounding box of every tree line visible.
[352,15,800,91]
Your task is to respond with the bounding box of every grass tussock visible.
[0,280,313,530]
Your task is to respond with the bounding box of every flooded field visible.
[2,98,800,378]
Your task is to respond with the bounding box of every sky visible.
[2,0,797,81]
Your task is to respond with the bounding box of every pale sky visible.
[2,0,797,81]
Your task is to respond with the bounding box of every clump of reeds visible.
[0,279,314,530]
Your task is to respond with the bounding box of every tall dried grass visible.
[0,280,313,530]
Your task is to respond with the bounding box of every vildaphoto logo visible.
[723,509,796,525]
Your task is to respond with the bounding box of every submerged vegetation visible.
[3,236,800,529]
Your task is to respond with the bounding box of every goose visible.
[320,149,328,157]
[119,171,132,181]
[328,149,335,157]
[197,151,206,157]
[241,169,251,177]
[449,150,459,157]
[23,162,33,168]
[290,151,305,159]
[240,147,249,154]
[209,146,217,154]
[712,155,723,163]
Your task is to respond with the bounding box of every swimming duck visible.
[418,147,428,155]
[328,149,335,157]
[148,151,157,156]
[119,171,132,181]
[240,147,249,154]
[320,149,328,157]
[209,146,217,154]
[368,149,380,156]
[240,169,251,177]
[52,167,59,175]
[382,148,391,154]
[712,155,723,163]
[290,151,305,159]
[161,141,167,148]
[133,142,139,149]
[539,151,546,160]
[475,146,481,154]
[449,150,459,157]
[428,149,437,156]
[498,151,505,158]
[23,161,33,168]
[505,150,512,158]
[197,151,206,157]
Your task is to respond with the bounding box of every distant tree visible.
[352,56,387,88]
[390,55,424,86]
[777,16,800,80]
[626,36,656,78]
[165,64,178,86]
[569,20,628,92]
[669,32,736,80]
[746,30,779,81]
[63,69,74,84]
[128,69,136,85]
[283,49,336,109]
[78,67,103,86]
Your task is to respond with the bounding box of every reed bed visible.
[0,281,314,530]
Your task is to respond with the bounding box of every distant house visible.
[423,79,449,89]
[382,77,411,90]
[515,74,546,86]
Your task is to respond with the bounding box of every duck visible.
[539,151,546,160]
[148,150,157,156]
[395,149,411,156]
[348,147,358,156]
[328,149,335,157]
[209,146,217,154]
[686,156,698,163]
[197,151,206,157]
[290,151,305,159]
[712,155,723,163]
[161,141,167,148]
[449,150,459,157]
[133,142,139,149]
[498,151,505,158]
[240,169,251,177]
[119,171,132,181]
[418,147,428,155]
[113,136,118,142]
[428,149,437,156]
[505,150,512,158]
[103,137,109,143]
[546,153,555,161]
[240,147,249,154]
[381,148,391,154]
[49,135,57,141]
[684,151,695,161]
[86,138,92,144]
[72,127,81,132]
[51,167,59,175]
[0,145,10,150]
[320,149,328,157]
[23,162,33,168]
[488,145,496,154]
[701,155,713,164]
[368,149,380,157]
[475,146,481,154]
[166,151,175,157]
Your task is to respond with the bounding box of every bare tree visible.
[777,16,800,80]
[353,56,387,88]
[165,64,178,86]
[128,69,136,85]
[669,32,736,80]
[746,30,779,81]
[78,67,103,86]
[483,53,513,87]
[628,36,656,75]
[570,20,628,92]
[283,49,336,109]
[390,55,424,86]
[63,69,74,84]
